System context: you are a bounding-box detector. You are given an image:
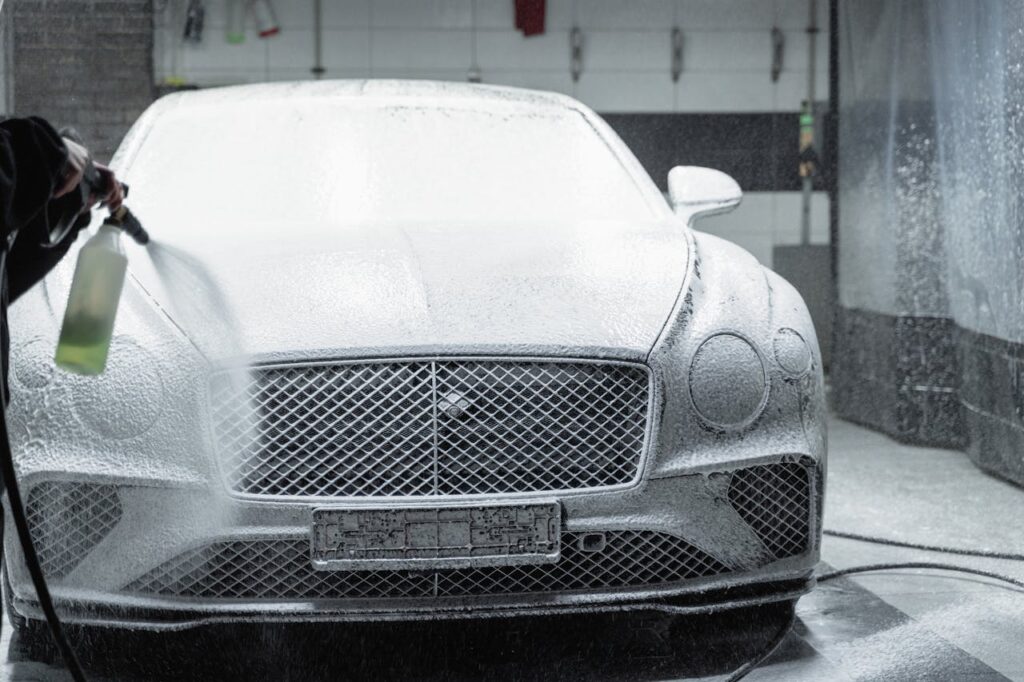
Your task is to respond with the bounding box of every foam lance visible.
[54,174,150,375]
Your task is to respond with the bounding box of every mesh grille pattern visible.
[125,531,729,600]
[728,462,811,559]
[25,482,123,580]
[212,360,650,497]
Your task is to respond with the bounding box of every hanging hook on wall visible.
[671,27,683,83]
[468,0,482,82]
[771,26,785,82]
[570,26,583,82]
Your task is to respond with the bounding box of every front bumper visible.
[5,455,822,631]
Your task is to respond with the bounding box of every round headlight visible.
[689,332,767,428]
[773,328,812,376]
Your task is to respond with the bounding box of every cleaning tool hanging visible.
[251,0,280,38]
[183,0,205,43]
[226,0,246,43]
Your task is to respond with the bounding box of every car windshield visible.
[124,98,657,232]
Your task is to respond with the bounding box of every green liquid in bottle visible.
[55,225,128,375]
[55,315,117,375]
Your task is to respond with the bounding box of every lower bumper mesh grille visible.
[125,531,731,600]
[26,482,123,580]
[728,462,811,560]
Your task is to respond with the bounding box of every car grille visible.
[728,462,811,560]
[124,531,731,600]
[211,360,651,497]
[25,482,123,581]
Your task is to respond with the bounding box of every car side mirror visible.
[667,166,742,223]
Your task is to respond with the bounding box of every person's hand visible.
[92,164,124,211]
[53,137,90,199]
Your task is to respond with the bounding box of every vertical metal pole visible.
[312,0,324,80]
[828,0,840,316]
[800,0,818,246]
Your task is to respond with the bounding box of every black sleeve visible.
[0,117,68,241]
[7,211,89,304]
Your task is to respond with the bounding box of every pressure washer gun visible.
[52,130,150,376]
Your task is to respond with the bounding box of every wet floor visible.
[3,417,1023,681]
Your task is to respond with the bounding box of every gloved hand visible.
[53,137,124,211]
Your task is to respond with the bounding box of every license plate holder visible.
[311,501,561,571]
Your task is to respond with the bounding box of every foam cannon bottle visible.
[55,195,150,376]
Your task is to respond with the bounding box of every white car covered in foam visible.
[5,81,825,633]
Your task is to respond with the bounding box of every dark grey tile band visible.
[832,306,1024,487]
[603,112,833,193]
[831,307,963,448]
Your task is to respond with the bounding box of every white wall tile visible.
[785,28,831,74]
[179,37,268,74]
[685,30,773,71]
[774,191,830,245]
[265,68,367,82]
[773,69,828,109]
[695,194,776,265]
[270,29,371,70]
[266,29,315,69]
[810,191,831,243]
[473,0,516,28]
[179,69,270,87]
[575,72,674,112]
[371,0,473,28]
[271,0,315,29]
[585,31,670,71]
[370,68,471,82]
[575,0,676,30]
[323,30,373,69]
[676,72,774,112]
[698,192,774,231]
[696,225,775,267]
[193,0,229,28]
[475,0,575,29]
[483,70,576,97]
[774,71,807,110]
[773,191,802,244]
[370,29,472,70]
[774,0,829,32]
[322,0,372,28]
[475,29,565,71]
[676,0,777,30]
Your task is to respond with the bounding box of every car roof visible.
[160,79,584,113]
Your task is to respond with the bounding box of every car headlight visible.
[688,332,767,429]
[773,327,812,377]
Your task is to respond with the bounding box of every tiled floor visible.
[2,416,1023,680]
[754,417,1024,681]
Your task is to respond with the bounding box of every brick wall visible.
[11,0,154,162]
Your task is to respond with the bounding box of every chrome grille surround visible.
[211,359,652,498]
[25,482,123,581]
[124,531,731,600]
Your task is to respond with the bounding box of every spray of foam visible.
[145,241,260,532]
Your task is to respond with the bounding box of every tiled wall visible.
[155,0,828,112]
[695,191,829,268]
[153,0,832,266]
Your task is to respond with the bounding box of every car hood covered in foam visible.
[124,219,690,363]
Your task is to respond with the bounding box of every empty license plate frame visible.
[311,501,561,571]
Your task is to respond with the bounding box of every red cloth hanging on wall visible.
[514,0,546,37]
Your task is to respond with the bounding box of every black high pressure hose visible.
[725,529,1024,681]
[0,251,88,681]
